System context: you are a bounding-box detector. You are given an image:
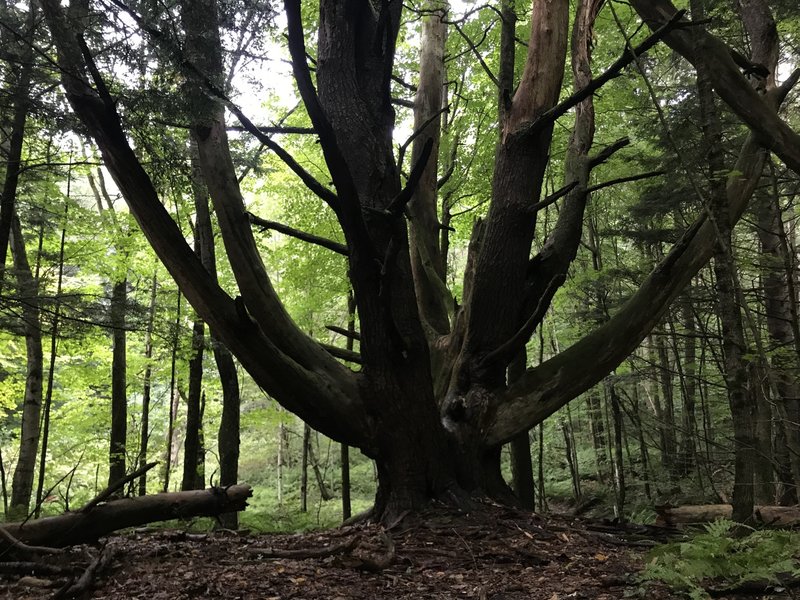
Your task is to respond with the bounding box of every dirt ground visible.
[0,502,784,599]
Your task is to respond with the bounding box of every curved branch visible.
[247,213,349,255]
[489,131,768,445]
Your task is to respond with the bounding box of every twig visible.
[528,182,578,213]
[319,343,362,364]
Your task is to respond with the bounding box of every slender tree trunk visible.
[35,201,67,518]
[0,6,35,285]
[561,406,581,503]
[138,271,158,496]
[692,0,756,525]
[655,332,678,475]
[108,278,128,487]
[609,383,625,519]
[300,423,310,513]
[755,178,800,500]
[341,291,356,522]
[508,350,534,510]
[181,317,205,490]
[408,0,450,335]
[679,295,698,473]
[163,291,181,492]
[7,214,43,520]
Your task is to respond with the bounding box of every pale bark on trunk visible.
[8,214,43,520]
[409,1,450,336]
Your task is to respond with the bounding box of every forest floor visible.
[0,502,783,599]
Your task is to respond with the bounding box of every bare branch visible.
[521,10,688,139]
[326,324,361,341]
[587,170,666,193]
[528,181,578,214]
[588,137,630,169]
[247,213,349,256]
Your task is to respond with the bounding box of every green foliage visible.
[641,520,800,599]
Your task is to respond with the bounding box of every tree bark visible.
[0,485,253,553]
[108,278,128,487]
[691,0,756,525]
[508,351,534,510]
[0,5,35,285]
[408,0,450,336]
[138,271,158,496]
[7,214,43,520]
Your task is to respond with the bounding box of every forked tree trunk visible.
[40,0,800,523]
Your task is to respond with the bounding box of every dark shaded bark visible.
[691,0,755,525]
[300,423,310,513]
[0,5,35,285]
[0,485,252,553]
[108,278,128,487]
[181,317,205,491]
[508,351,534,510]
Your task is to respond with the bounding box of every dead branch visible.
[247,536,359,559]
[81,461,158,513]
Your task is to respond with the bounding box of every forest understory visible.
[4,501,800,600]
[0,504,687,600]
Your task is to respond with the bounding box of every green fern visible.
[640,519,800,599]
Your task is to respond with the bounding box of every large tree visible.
[37,0,800,521]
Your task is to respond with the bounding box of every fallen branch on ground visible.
[0,485,253,553]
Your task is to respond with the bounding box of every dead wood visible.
[0,485,252,553]
[247,535,359,559]
[655,504,800,527]
[50,546,114,600]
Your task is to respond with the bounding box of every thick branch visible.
[326,324,361,341]
[490,131,768,445]
[320,343,362,364]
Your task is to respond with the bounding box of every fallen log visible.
[655,504,800,527]
[0,485,252,553]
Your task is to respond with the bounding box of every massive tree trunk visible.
[40,0,800,521]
